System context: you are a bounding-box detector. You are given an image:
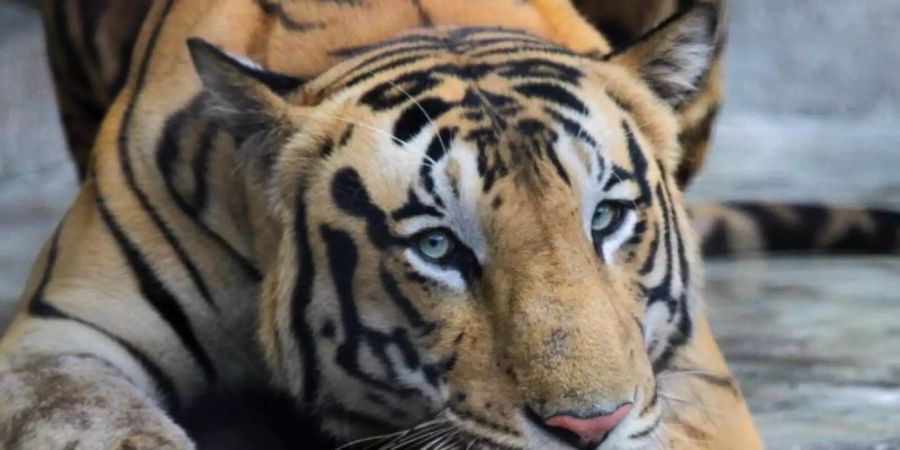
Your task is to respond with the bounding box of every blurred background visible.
[1,1,899,448]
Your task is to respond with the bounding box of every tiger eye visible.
[591,203,623,233]
[417,230,453,261]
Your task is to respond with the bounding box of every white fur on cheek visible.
[601,210,638,264]
[447,147,487,262]
[404,248,466,292]
[225,50,264,71]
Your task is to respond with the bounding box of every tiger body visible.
[1,1,764,449]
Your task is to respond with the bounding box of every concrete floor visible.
[1,2,899,449]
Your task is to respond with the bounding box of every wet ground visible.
[1,2,899,448]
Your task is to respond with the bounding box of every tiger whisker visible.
[657,420,713,445]
[388,426,451,450]
[425,430,457,450]
[336,429,407,449]
[291,108,407,148]
[374,417,452,450]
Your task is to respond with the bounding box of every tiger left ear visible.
[605,4,718,109]
[187,38,306,178]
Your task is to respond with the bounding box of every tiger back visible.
[1,1,761,449]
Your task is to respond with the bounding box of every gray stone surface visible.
[0,2,898,449]
[722,0,900,122]
[706,257,900,449]
[0,2,77,332]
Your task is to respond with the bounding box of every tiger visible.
[4,0,897,449]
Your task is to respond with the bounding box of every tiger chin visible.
[1,2,760,450]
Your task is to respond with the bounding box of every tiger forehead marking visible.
[322,28,622,197]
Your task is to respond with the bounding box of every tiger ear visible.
[605,4,718,109]
[187,38,306,177]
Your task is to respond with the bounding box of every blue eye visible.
[416,229,455,261]
[591,203,625,234]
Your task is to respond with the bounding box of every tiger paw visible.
[0,354,195,450]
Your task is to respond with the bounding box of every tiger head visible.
[189,5,716,450]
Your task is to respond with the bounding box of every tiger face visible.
[190,6,716,450]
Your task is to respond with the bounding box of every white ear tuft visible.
[607,4,719,108]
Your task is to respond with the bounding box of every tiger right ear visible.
[187,38,306,177]
[606,4,718,109]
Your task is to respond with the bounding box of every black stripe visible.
[410,0,433,27]
[330,36,442,59]
[291,191,320,405]
[649,177,693,374]
[445,26,537,41]
[453,36,561,51]
[544,138,570,186]
[514,82,588,115]
[638,223,660,276]
[28,231,182,410]
[627,414,662,440]
[96,194,217,383]
[191,122,218,213]
[623,121,652,205]
[667,180,691,287]
[53,0,92,93]
[393,97,454,143]
[651,293,691,374]
[360,70,441,111]
[545,108,598,148]
[102,1,215,383]
[391,189,444,221]
[125,0,267,315]
[379,270,428,329]
[420,127,459,206]
[108,2,151,98]
[31,300,182,411]
[321,226,424,398]
[116,6,221,314]
[340,54,429,89]
[27,229,63,309]
[331,168,395,249]
[156,96,262,281]
[337,124,355,148]
[256,0,326,32]
[638,387,657,417]
[495,57,583,83]
[728,203,900,254]
[646,184,675,313]
[699,217,730,257]
[78,0,108,65]
[468,44,582,59]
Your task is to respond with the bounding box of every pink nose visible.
[544,403,632,444]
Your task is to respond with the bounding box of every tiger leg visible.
[0,190,195,449]
[656,314,762,449]
[0,353,192,450]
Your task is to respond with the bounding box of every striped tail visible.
[690,202,900,257]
